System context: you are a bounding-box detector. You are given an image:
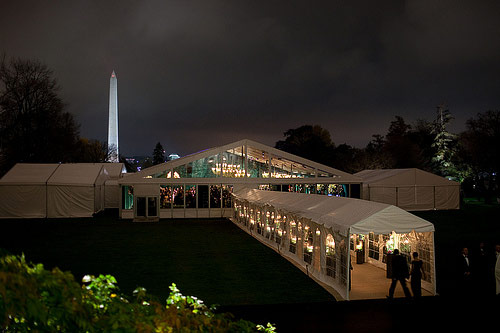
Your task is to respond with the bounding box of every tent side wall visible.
[47,185,95,218]
[104,180,119,208]
[0,184,47,218]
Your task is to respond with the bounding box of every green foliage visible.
[0,254,276,332]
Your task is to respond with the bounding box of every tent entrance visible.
[134,196,159,222]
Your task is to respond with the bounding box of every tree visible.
[431,105,457,177]
[0,56,79,175]
[153,142,165,165]
[275,125,335,166]
[384,116,428,169]
[75,138,110,163]
[457,110,500,200]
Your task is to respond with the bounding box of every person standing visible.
[387,249,412,299]
[459,247,473,297]
[410,252,425,299]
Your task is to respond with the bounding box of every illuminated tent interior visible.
[355,168,460,211]
[118,139,363,220]
[0,163,125,218]
[231,188,436,301]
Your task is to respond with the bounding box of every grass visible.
[0,216,335,306]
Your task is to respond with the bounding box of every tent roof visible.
[0,163,60,185]
[233,188,434,236]
[46,163,106,186]
[99,163,125,179]
[123,138,361,183]
[355,168,459,186]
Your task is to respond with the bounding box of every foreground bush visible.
[0,254,275,332]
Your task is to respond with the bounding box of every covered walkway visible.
[350,261,432,300]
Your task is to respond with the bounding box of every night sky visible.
[1,1,500,157]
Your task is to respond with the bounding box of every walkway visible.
[350,261,432,300]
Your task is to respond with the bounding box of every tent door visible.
[135,196,159,221]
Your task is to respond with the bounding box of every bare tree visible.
[0,55,79,175]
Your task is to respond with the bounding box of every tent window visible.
[185,185,196,208]
[256,210,263,235]
[289,220,297,254]
[265,211,272,239]
[368,232,380,260]
[326,234,336,278]
[339,240,348,286]
[122,185,134,209]
[210,185,222,208]
[173,185,184,209]
[275,213,284,245]
[160,185,172,209]
[303,225,313,264]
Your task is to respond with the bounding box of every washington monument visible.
[108,70,119,162]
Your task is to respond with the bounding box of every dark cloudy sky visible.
[1,1,500,156]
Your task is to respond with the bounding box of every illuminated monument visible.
[107,71,119,162]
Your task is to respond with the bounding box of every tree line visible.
[275,110,500,199]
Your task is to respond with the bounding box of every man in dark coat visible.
[387,249,412,299]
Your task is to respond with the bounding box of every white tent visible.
[100,163,126,209]
[0,164,59,218]
[46,164,109,218]
[231,188,436,300]
[355,168,460,210]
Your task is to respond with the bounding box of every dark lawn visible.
[0,216,335,306]
[413,200,500,297]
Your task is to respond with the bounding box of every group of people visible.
[386,250,424,300]
[459,243,500,297]
[387,243,500,300]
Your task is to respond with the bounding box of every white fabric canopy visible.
[233,188,434,236]
[355,168,460,210]
[0,163,115,218]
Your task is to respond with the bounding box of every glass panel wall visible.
[198,185,209,208]
[185,185,196,208]
[222,185,233,208]
[122,186,134,209]
[160,185,172,209]
[247,146,269,178]
[270,157,316,178]
[221,147,245,178]
[173,185,184,209]
[210,185,221,208]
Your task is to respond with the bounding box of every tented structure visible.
[46,164,109,218]
[0,164,60,218]
[103,163,127,209]
[118,139,362,221]
[231,188,436,301]
[0,163,124,218]
[355,168,460,210]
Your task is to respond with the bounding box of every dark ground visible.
[1,200,499,332]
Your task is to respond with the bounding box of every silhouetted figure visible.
[410,252,425,299]
[387,249,411,299]
[459,247,473,297]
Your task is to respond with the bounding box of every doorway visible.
[135,196,159,221]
